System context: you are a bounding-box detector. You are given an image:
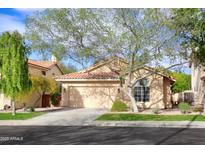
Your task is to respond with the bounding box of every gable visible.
[46,64,64,77]
[89,64,113,73]
[125,66,175,84]
[130,68,163,86]
[28,59,55,69]
[29,65,48,76]
[119,67,174,90]
[28,59,63,77]
[82,56,128,73]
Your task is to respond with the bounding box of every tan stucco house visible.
[0,58,63,110]
[55,57,175,110]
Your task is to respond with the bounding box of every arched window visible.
[134,78,150,102]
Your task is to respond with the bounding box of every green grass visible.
[96,113,205,121]
[0,112,45,120]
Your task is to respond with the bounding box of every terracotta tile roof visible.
[28,59,56,69]
[55,72,119,80]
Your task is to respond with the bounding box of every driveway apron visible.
[24,108,107,126]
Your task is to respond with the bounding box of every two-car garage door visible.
[61,81,120,109]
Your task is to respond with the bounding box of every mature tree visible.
[58,63,77,74]
[171,9,205,65]
[30,76,58,94]
[0,31,31,115]
[105,9,185,112]
[171,9,205,112]
[171,72,191,93]
[20,75,59,107]
[26,9,187,112]
[26,9,113,68]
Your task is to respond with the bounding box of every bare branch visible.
[130,61,189,88]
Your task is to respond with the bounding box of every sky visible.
[0,8,45,60]
[0,8,43,34]
[0,8,84,70]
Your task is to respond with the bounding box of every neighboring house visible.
[190,60,205,106]
[55,57,175,110]
[0,58,63,110]
[28,59,63,78]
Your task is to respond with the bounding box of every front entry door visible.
[42,94,50,107]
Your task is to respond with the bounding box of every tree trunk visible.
[118,86,138,112]
[128,87,138,112]
[203,93,205,114]
[11,100,16,116]
[33,92,42,107]
[203,102,205,114]
[126,52,139,112]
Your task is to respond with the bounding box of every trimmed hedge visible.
[111,100,128,112]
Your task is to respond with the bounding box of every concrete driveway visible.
[0,108,108,126]
[24,108,108,126]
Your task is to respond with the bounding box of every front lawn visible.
[0,112,45,120]
[96,113,205,121]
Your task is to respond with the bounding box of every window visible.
[134,79,150,102]
[42,71,46,76]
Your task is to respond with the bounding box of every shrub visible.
[3,105,11,110]
[24,107,35,112]
[51,92,61,106]
[29,107,35,112]
[192,105,203,112]
[178,102,191,114]
[30,75,59,95]
[152,108,160,114]
[171,72,191,93]
[111,100,128,112]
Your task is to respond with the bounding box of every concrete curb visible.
[0,120,26,126]
[2,120,205,128]
[91,121,205,128]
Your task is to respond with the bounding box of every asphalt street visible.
[0,126,205,145]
